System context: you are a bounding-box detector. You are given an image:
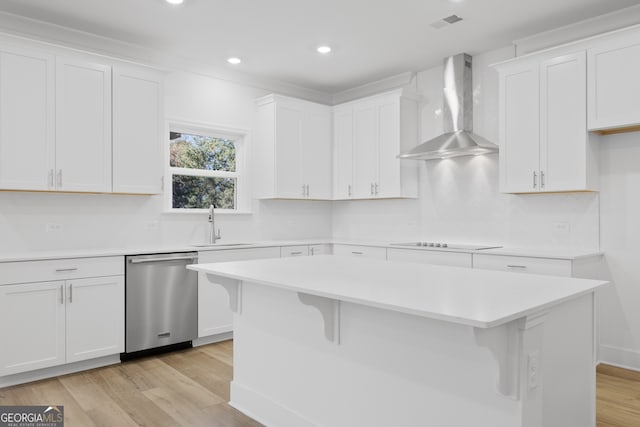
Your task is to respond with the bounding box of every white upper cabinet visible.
[112,65,164,194]
[254,94,332,199]
[56,57,112,193]
[497,51,598,193]
[0,46,54,191]
[587,29,640,132]
[0,36,164,195]
[332,106,354,199]
[334,90,418,200]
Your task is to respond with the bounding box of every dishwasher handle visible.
[129,255,198,264]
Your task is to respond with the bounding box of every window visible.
[166,122,247,212]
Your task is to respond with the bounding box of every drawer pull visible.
[352,251,364,255]
[158,332,171,338]
[507,265,527,269]
[56,267,78,272]
[290,251,303,255]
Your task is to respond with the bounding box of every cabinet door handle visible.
[507,265,527,269]
[540,171,545,188]
[352,251,364,255]
[49,169,54,188]
[370,183,374,195]
[302,184,306,196]
[375,183,379,195]
[306,184,310,197]
[533,171,537,189]
[57,170,62,188]
[348,184,352,197]
[310,247,315,256]
[60,285,64,305]
[69,283,73,303]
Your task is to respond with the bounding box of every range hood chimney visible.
[398,53,498,160]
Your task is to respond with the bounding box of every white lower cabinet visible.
[198,247,281,339]
[309,244,332,256]
[333,244,387,259]
[387,248,472,268]
[0,256,124,377]
[281,245,309,257]
[65,276,125,363]
[0,281,66,375]
[473,254,572,277]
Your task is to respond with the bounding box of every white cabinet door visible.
[387,248,472,268]
[275,104,303,198]
[499,62,540,193]
[353,104,378,198]
[333,107,354,199]
[309,244,332,255]
[540,52,589,192]
[302,108,332,199]
[112,65,163,194]
[473,254,571,277]
[281,245,309,257]
[0,281,66,376]
[65,276,124,363]
[588,32,640,131]
[0,47,55,191]
[332,244,387,259]
[56,57,112,192]
[198,247,280,338]
[376,99,402,198]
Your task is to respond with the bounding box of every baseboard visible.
[599,344,640,372]
[193,332,233,347]
[0,354,121,388]
[230,381,317,427]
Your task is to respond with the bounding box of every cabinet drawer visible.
[473,254,571,277]
[387,248,472,268]
[333,244,387,260]
[280,245,309,257]
[0,256,124,286]
[198,247,281,263]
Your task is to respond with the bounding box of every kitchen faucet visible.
[208,204,221,244]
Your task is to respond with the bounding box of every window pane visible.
[172,175,236,209]
[169,132,236,172]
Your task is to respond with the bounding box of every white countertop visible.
[0,239,601,263]
[190,255,608,329]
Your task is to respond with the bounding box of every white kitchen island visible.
[189,255,608,427]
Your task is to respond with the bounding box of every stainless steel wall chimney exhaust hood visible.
[398,53,498,160]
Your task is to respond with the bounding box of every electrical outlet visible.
[45,223,63,232]
[552,222,570,236]
[528,351,540,390]
[143,220,159,230]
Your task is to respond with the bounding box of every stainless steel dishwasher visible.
[124,252,198,357]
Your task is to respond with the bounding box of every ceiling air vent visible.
[430,14,463,29]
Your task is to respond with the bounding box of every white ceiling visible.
[0,0,637,93]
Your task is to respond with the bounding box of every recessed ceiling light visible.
[166,0,184,4]
[227,57,241,65]
[317,46,332,54]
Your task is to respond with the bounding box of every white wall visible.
[0,71,332,253]
[332,46,600,251]
[598,132,640,369]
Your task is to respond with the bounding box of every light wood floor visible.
[2,341,640,426]
[0,340,262,427]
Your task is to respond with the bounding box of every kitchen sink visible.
[191,243,254,248]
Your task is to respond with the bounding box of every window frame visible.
[165,119,250,214]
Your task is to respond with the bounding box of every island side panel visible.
[541,293,596,427]
[230,281,523,427]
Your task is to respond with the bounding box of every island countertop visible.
[188,255,609,329]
